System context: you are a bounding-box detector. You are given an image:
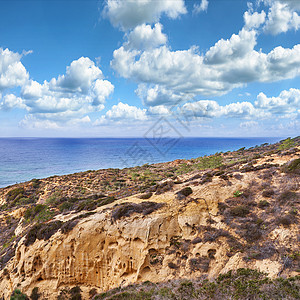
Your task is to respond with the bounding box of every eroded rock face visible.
[0,186,298,299]
[1,199,212,299]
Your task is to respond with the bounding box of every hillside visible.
[0,137,299,299]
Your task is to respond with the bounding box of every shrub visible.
[24,221,63,246]
[60,219,79,234]
[31,179,41,189]
[242,223,262,242]
[194,155,223,170]
[24,204,54,222]
[230,205,250,217]
[59,201,73,212]
[168,262,179,269]
[30,287,40,300]
[191,237,202,244]
[277,215,295,227]
[76,199,97,212]
[278,137,296,150]
[97,196,116,207]
[281,158,300,175]
[138,192,153,200]
[200,173,213,184]
[6,187,25,203]
[258,200,270,209]
[111,202,164,221]
[278,190,298,204]
[234,190,243,197]
[70,286,82,300]
[189,257,210,272]
[177,187,193,197]
[262,189,275,198]
[10,289,28,300]
[89,288,97,299]
[155,181,174,195]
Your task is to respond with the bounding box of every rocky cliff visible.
[0,138,299,299]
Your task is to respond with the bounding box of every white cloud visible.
[239,120,259,128]
[111,26,300,105]
[255,88,300,115]
[180,87,300,121]
[0,48,29,91]
[204,29,257,65]
[18,57,113,121]
[244,10,266,29]
[264,1,300,34]
[49,57,103,93]
[136,84,193,106]
[0,94,25,110]
[103,0,187,30]
[193,0,209,14]
[94,102,147,125]
[19,115,61,130]
[19,114,91,130]
[147,105,170,115]
[125,23,167,50]
[181,100,269,119]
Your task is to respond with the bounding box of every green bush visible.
[6,187,25,202]
[278,137,296,150]
[281,158,300,175]
[24,204,54,222]
[10,289,28,300]
[233,190,243,197]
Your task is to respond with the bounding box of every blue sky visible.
[0,0,299,137]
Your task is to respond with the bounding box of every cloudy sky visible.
[0,0,299,137]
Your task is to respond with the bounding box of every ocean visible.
[0,137,282,188]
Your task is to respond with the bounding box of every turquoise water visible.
[0,137,281,188]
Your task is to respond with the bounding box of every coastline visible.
[0,136,299,299]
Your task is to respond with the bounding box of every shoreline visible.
[0,136,284,190]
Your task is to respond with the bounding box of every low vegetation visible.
[91,269,300,299]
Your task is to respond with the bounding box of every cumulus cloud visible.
[94,102,147,125]
[147,105,170,115]
[125,23,167,50]
[103,0,187,30]
[255,88,300,115]
[1,56,114,129]
[181,100,269,119]
[136,84,193,106]
[49,57,103,93]
[19,57,114,120]
[193,0,209,14]
[111,26,300,105]
[179,87,300,122]
[204,29,257,64]
[244,10,266,29]
[0,94,26,110]
[263,0,300,34]
[0,48,29,91]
